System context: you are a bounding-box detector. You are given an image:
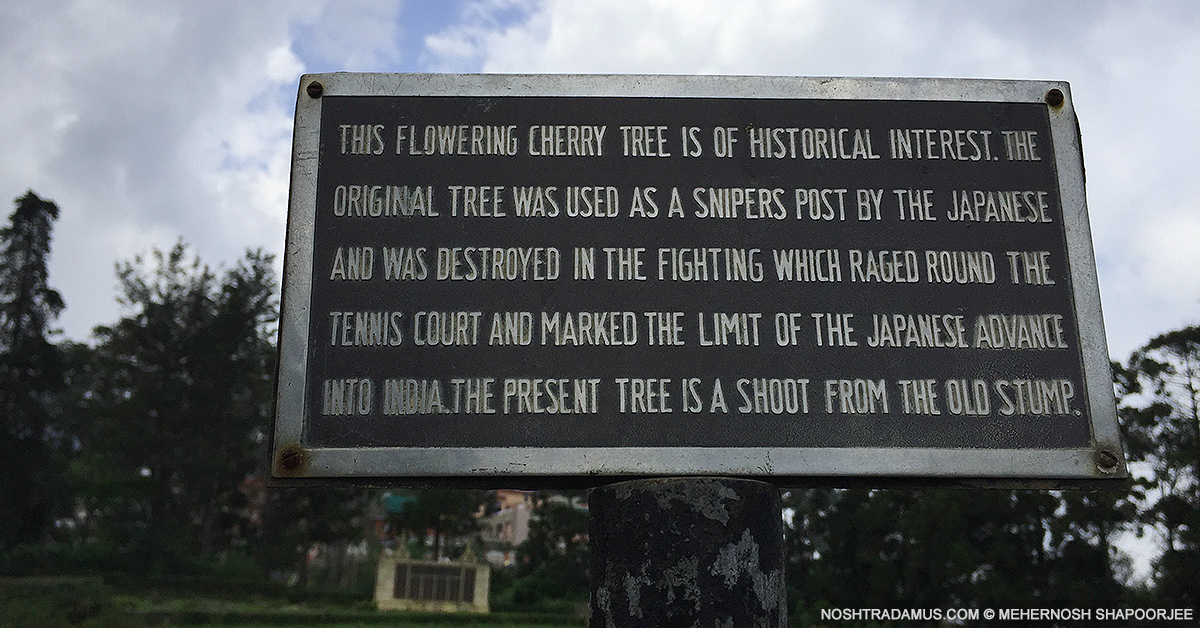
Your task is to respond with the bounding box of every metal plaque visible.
[271,74,1125,486]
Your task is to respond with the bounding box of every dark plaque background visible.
[302,95,1088,450]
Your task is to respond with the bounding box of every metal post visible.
[589,477,785,628]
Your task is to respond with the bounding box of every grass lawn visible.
[2,578,584,628]
[132,599,585,627]
[195,624,578,628]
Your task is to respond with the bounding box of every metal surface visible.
[589,478,785,628]
[271,73,1126,486]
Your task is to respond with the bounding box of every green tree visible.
[1118,325,1200,606]
[508,492,589,604]
[70,242,276,571]
[389,490,486,559]
[255,486,374,583]
[0,191,65,548]
[783,486,1131,623]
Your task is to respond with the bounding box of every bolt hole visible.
[1045,88,1064,108]
[280,447,306,470]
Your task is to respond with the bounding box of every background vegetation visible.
[1,191,1196,625]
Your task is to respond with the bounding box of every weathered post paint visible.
[589,478,785,628]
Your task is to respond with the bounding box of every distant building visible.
[375,547,490,613]
[478,489,533,566]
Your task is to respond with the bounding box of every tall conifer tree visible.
[0,191,65,547]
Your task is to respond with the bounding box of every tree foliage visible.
[0,191,65,548]
[508,493,589,604]
[784,487,1132,623]
[388,489,487,560]
[1117,325,1200,605]
[68,242,277,569]
[4,184,1200,610]
[255,485,374,578]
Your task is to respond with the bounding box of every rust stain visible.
[276,443,309,476]
[1096,449,1120,474]
[1045,88,1065,109]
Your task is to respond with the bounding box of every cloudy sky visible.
[1,0,1198,361]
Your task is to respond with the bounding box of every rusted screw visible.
[280,446,306,471]
[1096,450,1119,472]
[306,81,324,99]
[1045,88,1064,108]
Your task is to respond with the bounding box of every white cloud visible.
[1,0,1196,358]
[0,1,405,339]
[426,0,1062,78]
[290,0,405,71]
[420,0,1200,358]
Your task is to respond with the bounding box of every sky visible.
[0,0,1197,361]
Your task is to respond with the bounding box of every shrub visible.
[0,576,139,628]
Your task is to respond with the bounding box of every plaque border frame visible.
[271,74,1125,487]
